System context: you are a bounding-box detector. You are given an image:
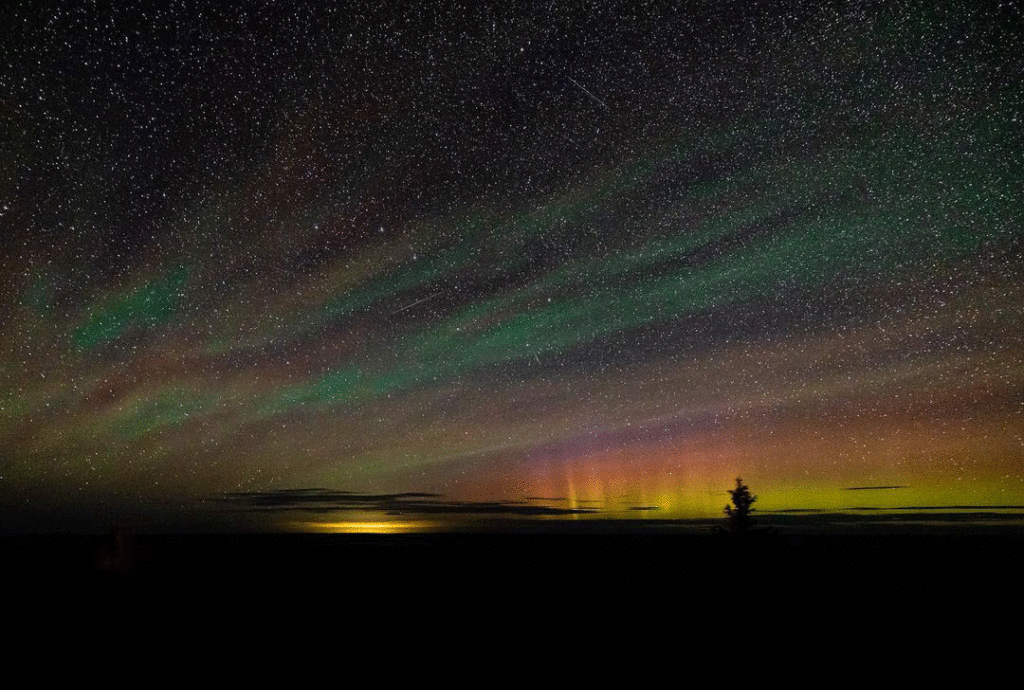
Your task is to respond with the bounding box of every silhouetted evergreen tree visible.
[724,477,757,533]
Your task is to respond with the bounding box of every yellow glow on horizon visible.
[293,519,439,534]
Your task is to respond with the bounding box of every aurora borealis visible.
[1,1,1022,533]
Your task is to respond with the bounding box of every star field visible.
[1,1,1022,531]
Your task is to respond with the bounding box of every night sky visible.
[2,1,1022,532]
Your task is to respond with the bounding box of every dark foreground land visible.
[3,525,1020,595]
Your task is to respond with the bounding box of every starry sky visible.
[1,0,1022,532]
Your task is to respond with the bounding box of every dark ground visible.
[3,526,1019,596]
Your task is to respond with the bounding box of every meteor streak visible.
[568,77,610,111]
[391,292,441,315]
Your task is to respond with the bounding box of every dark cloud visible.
[211,488,598,517]
[761,509,1024,525]
[843,486,910,491]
